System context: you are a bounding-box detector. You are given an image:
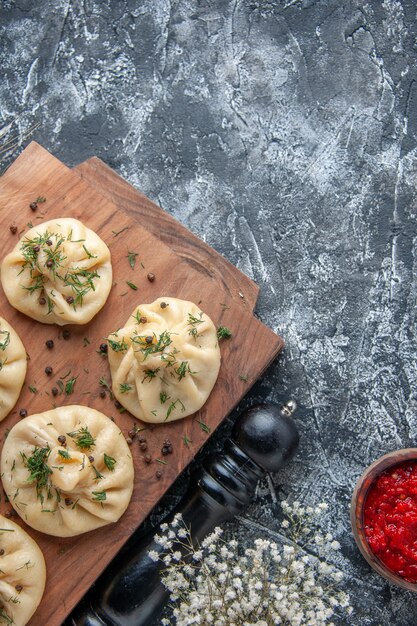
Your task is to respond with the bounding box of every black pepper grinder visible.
[67,402,299,626]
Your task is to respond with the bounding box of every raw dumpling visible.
[0,514,46,626]
[1,218,112,325]
[0,317,27,421]
[1,406,134,537]
[107,297,221,423]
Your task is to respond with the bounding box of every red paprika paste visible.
[363,461,417,583]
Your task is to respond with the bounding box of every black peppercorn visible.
[145,335,153,344]
[29,202,37,211]
[66,296,74,305]
[144,454,152,464]
[9,225,17,234]
[99,389,106,398]
[114,400,122,409]
[155,470,162,479]
[128,429,137,438]
[46,339,54,349]
[160,302,167,309]
[57,435,66,445]
[15,584,23,592]
[140,316,147,324]
[45,366,53,375]
[140,442,148,451]
[65,498,73,507]
[99,343,108,354]
[19,409,27,418]
[46,239,53,246]
[46,259,54,268]
[161,446,169,456]
[33,245,40,253]
[0,549,4,556]
[39,297,46,305]
[126,437,133,445]
[147,273,155,282]
[138,435,146,443]
[88,455,94,463]
[51,387,59,397]
[62,329,70,340]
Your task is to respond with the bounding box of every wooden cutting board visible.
[0,142,284,626]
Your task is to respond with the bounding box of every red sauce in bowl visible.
[363,461,417,583]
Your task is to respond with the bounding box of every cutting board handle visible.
[67,403,299,626]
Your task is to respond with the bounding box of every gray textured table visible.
[1,1,417,624]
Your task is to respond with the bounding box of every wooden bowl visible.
[350,448,417,592]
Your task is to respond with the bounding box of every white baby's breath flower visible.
[148,550,159,562]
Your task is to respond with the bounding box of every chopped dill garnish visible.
[92,490,106,501]
[67,426,95,450]
[65,376,78,395]
[187,311,204,340]
[183,435,192,448]
[108,336,129,352]
[0,330,10,351]
[127,251,139,269]
[197,419,211,434]
[28,385,37,394]
[58,449,71,460]
[166,398,186,420]
[119,383,133,393]
[217,326,232,340]
[142,368,159,383]
[104,453,116,472]
[126,280,138,291]
[160,391,168,404]
[20,447,53,504]
[91,465,104,481]
[99,376,114,400]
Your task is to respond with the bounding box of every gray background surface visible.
[1,0,417,624]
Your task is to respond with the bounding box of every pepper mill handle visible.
[67,402,299,626]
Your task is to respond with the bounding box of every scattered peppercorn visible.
[140,316,147,324]
[99,343,108,354]
[62,329,71,340]
[128,429,137,438]
[65,498,73,507]
[19,409,27,418]
[57,435,66,445]
[144,454,152,464]
[39,297,46,305]
[161,446,169,456]
[0,549,4,556]
[29,202,37,211]
[46,239,53,246]
[46,339,54,349]
[15,585,23,592]
[33,245,40,253]
[138,435,146,443]
[155,470,162,479]
[140,442,148,451]
[46,259,54,268]
[88,455,94,463]
[126,437,133,445]
[9,225,17,234]
[51,387,59,397]
[66,296,74,305]
[160,302,167,309]
[45,366,53,376]
[114,400,122,409]
[10,510,17,518]
[147,273,155,282]
[99,389,106,399]
[145,335,153,344]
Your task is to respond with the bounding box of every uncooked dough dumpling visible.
[108,297,221,423]
[0,316,27,421]
[1,406,134,537]
[1,218,112,325]
[0,514,46,626]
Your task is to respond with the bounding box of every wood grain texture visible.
[73,157,259,311]
[0,142,284,626]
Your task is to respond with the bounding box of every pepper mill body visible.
[67,403,299,626]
